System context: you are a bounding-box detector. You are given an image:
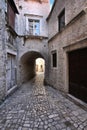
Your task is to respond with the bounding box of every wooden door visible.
[68,48,87,103]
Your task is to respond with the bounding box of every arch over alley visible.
[19,51,46,84]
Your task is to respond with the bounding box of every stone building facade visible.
[0,0,50,101]
[16,0,50,85]
[0,0,87,103]
[0,1,6,101]
[47,0,87,103]
[0,0,19,101]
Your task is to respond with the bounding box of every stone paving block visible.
[0,74,87,130]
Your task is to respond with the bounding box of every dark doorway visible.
[68,48,87,103]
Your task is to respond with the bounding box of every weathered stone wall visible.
[16,0,50,36]
[47,0,87,92]
[0,0,19,101]
[48,0,87,39]
[16,0,50,85]
[0,0,6,101]
[0,0,50,101]
[17,36,49,85]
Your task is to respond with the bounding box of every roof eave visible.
[7,0,19,14]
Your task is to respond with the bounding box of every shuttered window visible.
[28,19,40,35]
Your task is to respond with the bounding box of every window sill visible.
[51,67,58,70]
[24,35,48,40]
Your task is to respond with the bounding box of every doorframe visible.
[63,38,87,93]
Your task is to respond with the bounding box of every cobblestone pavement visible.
[0,73,87,130]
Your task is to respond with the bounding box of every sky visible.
[50,0,54,9]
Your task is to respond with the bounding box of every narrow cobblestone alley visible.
[0,73,87,130]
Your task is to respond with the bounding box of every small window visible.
[58,9,65,32]
[28,19,40,35]
[52,51,57,67]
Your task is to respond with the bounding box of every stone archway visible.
[19,51,45,84]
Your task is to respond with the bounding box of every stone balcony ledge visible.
[19,34,48,40]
